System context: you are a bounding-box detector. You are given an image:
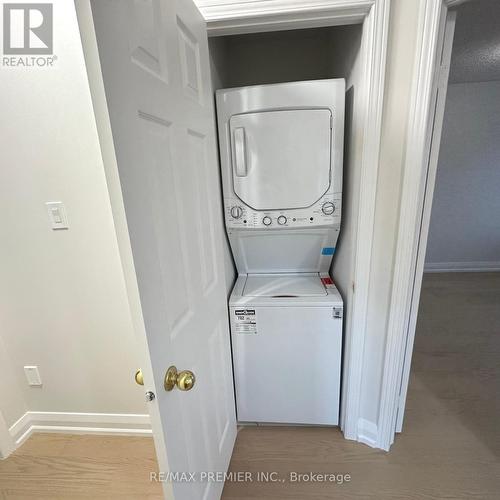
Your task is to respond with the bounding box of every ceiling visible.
[449,0,500,83]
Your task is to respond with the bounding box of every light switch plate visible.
[24,366,42,386]
[45,201,68,230]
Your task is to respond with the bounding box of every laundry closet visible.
[79,0,389,490]
[207,25,364,426]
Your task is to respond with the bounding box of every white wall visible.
[0,0,145,435]
[214,26,361,88]
[329,25,363,355]
[425,81,500,271]
[223,28,338,86]
[209,37,237,294]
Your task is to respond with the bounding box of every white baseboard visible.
[357,418,379,449]
[424,261,500,273]
[8,411,152,453]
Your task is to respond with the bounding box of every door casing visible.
[378,0,472,451]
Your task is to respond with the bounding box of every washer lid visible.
[229,109,332,210]
[242,273,327,297]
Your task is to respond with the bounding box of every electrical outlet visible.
[24,366,42,386]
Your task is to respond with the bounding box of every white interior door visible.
[85,1,237,499]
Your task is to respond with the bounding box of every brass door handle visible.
[135,369,144,386]
[164,366,196,392]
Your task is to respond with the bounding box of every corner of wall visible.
[0,411,15,459]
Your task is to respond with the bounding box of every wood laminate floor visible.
[0,433,162,499]
[1,273,499,499]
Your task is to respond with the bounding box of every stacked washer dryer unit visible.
[216,79,345,425]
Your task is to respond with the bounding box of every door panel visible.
[177,17,203,103]
[88,1,236,499]
[128,0,166,80]
[188,129,218,294]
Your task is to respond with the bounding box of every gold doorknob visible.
[134,369,144,386]
[164,366,196,392]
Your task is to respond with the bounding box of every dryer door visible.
[229,109,332,210]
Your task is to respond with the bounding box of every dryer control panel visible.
[224,194,342,229]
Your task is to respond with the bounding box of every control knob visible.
[322,202,335,215]
[277,215,287,225]
[230,206,243,219]
[262,216,272,226]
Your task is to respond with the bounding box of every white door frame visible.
[394,8,457,434]
[377,0,471,450]
[196,0,390,443]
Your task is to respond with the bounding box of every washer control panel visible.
[224,195,342,229]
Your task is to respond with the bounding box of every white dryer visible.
[216,79,345,425]
[216,79,345,272]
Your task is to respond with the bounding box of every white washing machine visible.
[216,79,345,425]
[230,273,343,425]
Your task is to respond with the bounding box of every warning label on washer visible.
[234,309,257,334]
